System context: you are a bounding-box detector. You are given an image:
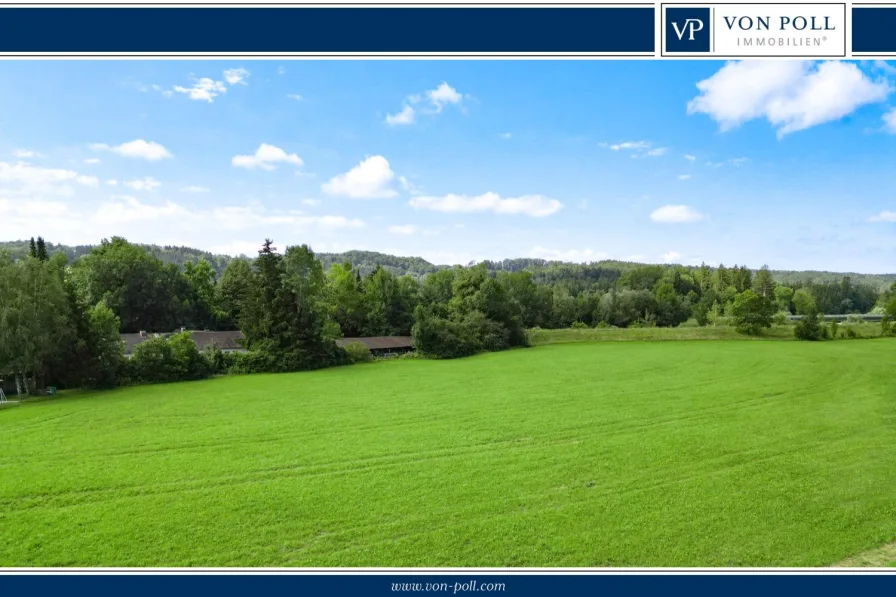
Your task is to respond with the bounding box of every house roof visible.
[121,330,246,354]
[335,336,414,350]
[121,332,413,354]
[190,331,245,351]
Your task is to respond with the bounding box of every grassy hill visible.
[2,340,896,566]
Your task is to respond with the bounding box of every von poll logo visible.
[666,7,711,52]
[663,3,846,57]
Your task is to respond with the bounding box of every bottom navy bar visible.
[0,574,893,596]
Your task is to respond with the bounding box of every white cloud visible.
[650,204,706,223]
[388,225,418,235]
[232,144,303,171]
[605,140,667,158]
[322,155,397,199]
[93,196,190,226]
[883,108,896,133]
[91,139,172,161]
[409,192,563,217]
[13,149,39,158]
[499,132,512,139]
[0,161,99,196]
[398,175,422,195]
[425,82,463,112]
[83,158,101,165]
[278,66,286,75]
[297,215,365,230]
[728,157,749,166]
[182,185,210,193]
[663,251,682,263]
[174,77,227,102]
[105,179,118,186]
[386,81,465,126]
[223,68,249,85]
[688,61,890,137]
[684,154,696,161]
[124,177,161,192]
[301,198,321,206]
[529,246,609,263]
[287,94,303,101]
[677,174,692,180]
[386,105,416,126]
[869,210,896,222]
[608,141,651,151]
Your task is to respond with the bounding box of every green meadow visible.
[2,339,896,567]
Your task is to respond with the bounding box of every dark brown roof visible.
[335,336,414,350]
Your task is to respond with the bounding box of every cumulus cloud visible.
[883,108,896,133]
[688,61,890,137]
[83,158,101,165]
[174,78,228,102]
[677,174,692,180]
[223,68,249,85]
[91,139,172,161]
[869,210,896,222]
[409,192,563,217]
[650,204,706,223]
[0,192,365,248]
[0,161,99,196]
[603,140,668,157]
[124,177,161,192]
[13,149,40,158]
[529,246,609,263]
[386,82,465,126]
[684,154,697,161]
[165,68,250,102]
[388,224,418,235]
[287,94,303,101]
[232,144,303,171]
[182,186,210,193]
[663,251,682,263]
[386,105,416,126]
[322,155,397,199]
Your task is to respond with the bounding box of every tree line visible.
[2,236,895,396]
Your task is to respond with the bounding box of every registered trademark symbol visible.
[823,36,827,41]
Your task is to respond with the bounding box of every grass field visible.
[527,322,883,345]
[2,339,896,567]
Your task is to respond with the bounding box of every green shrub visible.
[678,318,701,328]
[883,315,894,337]
[593,321,612,329]
[127,332,211,384]
[842,327,858,339]
[772,311,789,326]
[846,314,864,325]
[570,321,589,330]
[344,342,373,364]
[828,319,839,340]
[794,309,826,341]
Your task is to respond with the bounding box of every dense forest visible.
[2,236,895,396]
[1,240,893,288]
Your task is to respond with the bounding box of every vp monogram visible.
[671,18,705,41]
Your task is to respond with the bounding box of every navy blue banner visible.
[853,6,896,54]
[0,6,655,54]
[1,574,895,597]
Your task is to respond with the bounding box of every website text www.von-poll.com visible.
[391,580,507,593]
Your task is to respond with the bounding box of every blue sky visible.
[1,59,896,272]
